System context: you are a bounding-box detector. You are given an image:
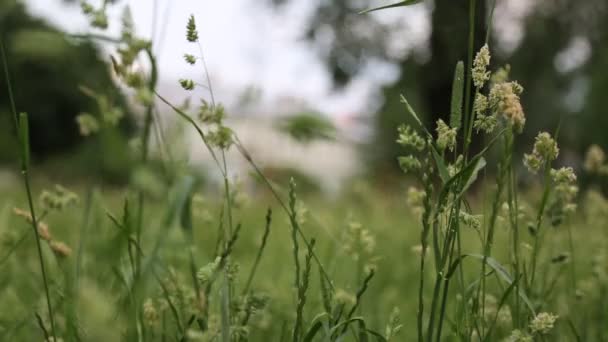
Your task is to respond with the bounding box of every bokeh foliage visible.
[0,0,133,181]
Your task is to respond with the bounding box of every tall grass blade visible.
[359,0,424,14]
[450,61,464,130]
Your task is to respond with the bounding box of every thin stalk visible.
[155,92,335,291]
[242,208,272,296]
[417,163,434,342]
[435,198,463,341]
[2,42,57,341]
[24,174,58,341]
[426,202,458,341]
[220,153,233,342]
[435,227,458,342]
[479,131,511,337]
[195,35,232,342]
[462,0,477,158]
[507,156,521,327]
[128,45,158,342]
[529,162,552,287]
[566,223,577,295]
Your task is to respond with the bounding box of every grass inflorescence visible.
[1,1,608,341]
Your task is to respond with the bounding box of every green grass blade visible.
[450,61,464,130]
[447,254,536,315]
[18,113,30,170]
[359,0,424,14]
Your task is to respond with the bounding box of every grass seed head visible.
[472,44,491,88]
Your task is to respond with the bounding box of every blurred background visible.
[1,0,607,193]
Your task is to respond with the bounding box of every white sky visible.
[23,0,428,120]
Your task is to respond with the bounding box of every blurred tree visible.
[0,0,133,180]
[269,0,608,177]
[269,0,486,176]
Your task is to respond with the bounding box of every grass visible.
[2,1,608,341]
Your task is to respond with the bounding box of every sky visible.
[23,0,429,121]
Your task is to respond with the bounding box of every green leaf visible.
[438,156,486,207]
[436,128,506,205]
[180,194,193,231]
[138,176,196,282]
[365,329,388,342]
[483,276,519,342]
[329,317,365,337]
[303,321,323,342]
[359,0,424,14]
[358,320,369,342]
[432,148,450,183]
[400,95,423,130]
[450,61,464,129]
[303,313,329,342]
[447,254,536,315]
[458,157,486,198]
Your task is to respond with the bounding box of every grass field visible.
[3,1,608,341]
[1,174,608,341]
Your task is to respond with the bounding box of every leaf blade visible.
[359,0,424,14]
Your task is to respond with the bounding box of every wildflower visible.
[13,207,53,241]
[496,305,513,326]
[474,93,488,115]
[40,185,79,211]
[76,113,100,136]
[529,312,558,334]
[398,155,421,174]
[472,44,491,88]
[80,1,94,15]
[584,144,606,174]
[103,108,124,127]
[447,155,464,177]
[143,299,159,326]
[37,222,52,242]
[124,71,144,89]
[551,166,576,184]
[491,65,511,85]
[504,329,533,342]
[136,88,154,107]
[184,54,197,65]
[459,211,482,230]
[186,329,205,341]
[186,15,199,42]
[489,82,525,132]
[295,201,308,226]
[334,288,356,306]
[232,326,249,340]
[343,221,376,261]
[435,119,457,152]
[179,79,195,91]
[406,186,426,216]
[396,125,425,151]
[50,241,72,258]
[197,257,221,284]
[385,307,403,340]
[226,261,240,282]
[207,125,234,149]
[92,10,108,29]
[244,293,269,316]
[523,132,558,173]
[549,167,579,223]
[198,101,225,124]
[473,115,497,134]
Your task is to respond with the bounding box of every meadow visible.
[2,1,608,341]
